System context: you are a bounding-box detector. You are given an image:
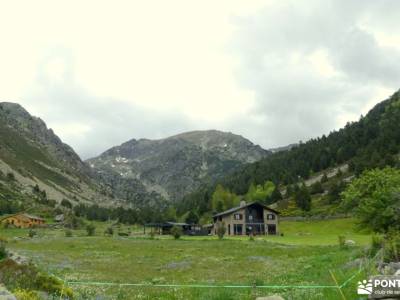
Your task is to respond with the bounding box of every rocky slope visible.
[87,130,269,202]
[0,102,112,207]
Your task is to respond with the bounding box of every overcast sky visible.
[1,1,399,159]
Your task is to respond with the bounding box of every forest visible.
[177,90,400,219]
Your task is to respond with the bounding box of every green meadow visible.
[2,218,375,299]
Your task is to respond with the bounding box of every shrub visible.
[321,173,328,183]
[0,259,73,297]
[170,226,182,240]
[28,229,37,238]
[64,213,83,229]
[104,227,114,236]
[13,289,40,300]
[310,181,324,195]
[216,222,226,240]
[370,234,384,257]
[338,235,346,248]
[149,231,155,240]
[61,199,73,209]
[0,259,37,291]
[118,232,129,237]
[86,224,96,236]
[6,172,15,181]
[36,273,73,298]
[65,229,72,237]
[249,234,255,241]
[384,232,400,262]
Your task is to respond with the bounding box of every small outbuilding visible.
[0,213,45,228]
[144,222,208,236]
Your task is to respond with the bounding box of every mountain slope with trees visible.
[177,90,400,220]
[0,102,169,223]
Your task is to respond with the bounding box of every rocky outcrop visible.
[0,285,16,300]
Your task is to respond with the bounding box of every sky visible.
[1,0,399,159]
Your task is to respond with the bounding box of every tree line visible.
[176,90,400,218]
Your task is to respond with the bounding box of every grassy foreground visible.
[2,218,374,299]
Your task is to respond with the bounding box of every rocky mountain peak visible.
[88,130,269,201]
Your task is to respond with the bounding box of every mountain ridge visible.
[87,129,270,202]
[0,102,113,208]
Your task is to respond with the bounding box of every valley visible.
[4,218,371,299]
[1,91,400,299]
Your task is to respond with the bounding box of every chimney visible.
[239,200,246,207]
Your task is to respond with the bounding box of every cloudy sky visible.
[1,0,399,159]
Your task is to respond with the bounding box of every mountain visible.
[0,102,112,208]
[178,90,400,217]
[87,130,270,202]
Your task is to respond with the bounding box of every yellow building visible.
[0,213,45,228]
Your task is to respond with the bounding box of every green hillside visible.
[177,90,400,219]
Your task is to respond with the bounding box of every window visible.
[267,214,275,220]
[249,215,253,221]
[233,213,243,220]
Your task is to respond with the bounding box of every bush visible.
[65,230,72,237]
[86,224,96,236]
[0,259,73,297]
[104,227,114,236]
[170,226,182,240]
[370,234,384,257]
[64,213,83,229]
[61,199,72,209]
[13,289,40,300]
[148,231,155,240]
[28,229,37,238]
[36,273,73,298]
[384,232,400,262]
[310,181,324,195]
[216,222,226,240]
[6,172,15,181]
[249,234,255,241]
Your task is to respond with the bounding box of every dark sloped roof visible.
[145,222,189,227]
[213,201,280,218]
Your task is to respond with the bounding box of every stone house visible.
[212,201,279,236]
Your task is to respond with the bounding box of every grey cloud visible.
[22,52,194,159]
[13,1,400,157]
[229,0,400,148]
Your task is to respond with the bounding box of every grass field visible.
[1,218,375,299]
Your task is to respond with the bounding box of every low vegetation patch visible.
[0,258,73,298]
